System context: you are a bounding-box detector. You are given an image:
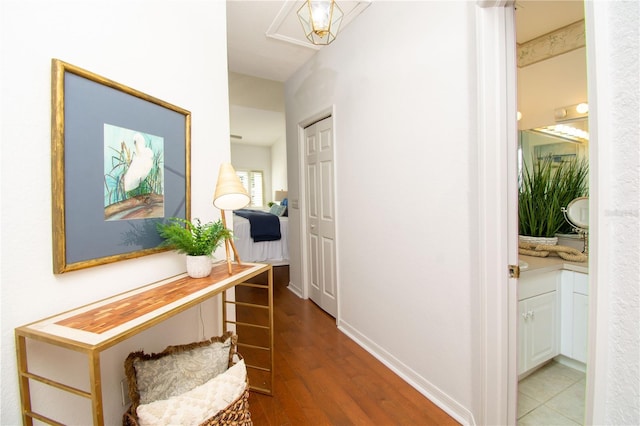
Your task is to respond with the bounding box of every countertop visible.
[520,254,589,275]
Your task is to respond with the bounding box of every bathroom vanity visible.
[518,255,588,378]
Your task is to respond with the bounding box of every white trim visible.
[297,106,335,303]
[266,1,322,51]
[338,319,476,426]
[475,2,518,425]
[287,283,304,298]
[583,2,605,424]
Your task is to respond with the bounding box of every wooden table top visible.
[55,263,255,334]
[16,262,269,348]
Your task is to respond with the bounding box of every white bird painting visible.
[123,133,154,192]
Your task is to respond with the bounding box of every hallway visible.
[237,266,458,425]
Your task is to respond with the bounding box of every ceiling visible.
[226,0,585,147]
[227,0,371,82]
[227,0,372,147]
[515,0,585,43]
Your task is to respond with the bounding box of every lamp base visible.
[221,211,242,274]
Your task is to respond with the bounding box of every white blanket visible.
[136,360,247,426]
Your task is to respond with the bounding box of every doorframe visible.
[479,1,601,424]
[475,2,518,424]
[296,106,337,306]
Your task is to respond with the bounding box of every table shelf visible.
[15,262,273,425]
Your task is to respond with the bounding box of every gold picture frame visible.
[51,59,191,273]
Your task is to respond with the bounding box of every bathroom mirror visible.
[562,196,589,254]
[565,197,589,229]
[518,118,590,239]
[518,118,589,175]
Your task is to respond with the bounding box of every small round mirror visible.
[565,197,589,229]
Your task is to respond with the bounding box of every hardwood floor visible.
[235,266,458,426]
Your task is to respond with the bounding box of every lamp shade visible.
[274,190,288,202]
[213,163,250,210]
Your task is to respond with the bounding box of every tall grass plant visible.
[519,156,589,237]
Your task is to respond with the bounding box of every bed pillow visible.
[269,204,286,217]
[125,332,237,409]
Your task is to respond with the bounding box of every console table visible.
[15,262,273,425]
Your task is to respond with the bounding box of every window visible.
[236,170,264,207]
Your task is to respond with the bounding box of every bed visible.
[233,210,289,266]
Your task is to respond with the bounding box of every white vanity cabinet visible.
[518,271,560,376]
[560,270,589,364]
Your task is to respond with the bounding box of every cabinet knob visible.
[522,311,536,320]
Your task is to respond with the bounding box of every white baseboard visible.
[337,318,476,426]
[554,355,587,373]
[287,282,303,298]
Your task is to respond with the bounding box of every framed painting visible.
[51,59,191,273]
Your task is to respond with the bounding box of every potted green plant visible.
[519,156,589,244]
[157,217,232,278]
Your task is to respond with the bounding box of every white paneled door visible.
[304,116,337,317]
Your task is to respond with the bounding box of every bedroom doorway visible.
[302,115,337,317]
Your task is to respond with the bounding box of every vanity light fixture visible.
[297,0,344,45]
[554,102,589,122]
[213,163,250,274]
[532,124,589,144]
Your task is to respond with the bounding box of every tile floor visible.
[518,361,586,425]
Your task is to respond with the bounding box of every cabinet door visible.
[559,271,574,357]
[572,293,589,363]
[574,272,589,295]
[518,300,527,376]
[526,292,558,369]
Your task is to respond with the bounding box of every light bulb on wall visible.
[554,102,589,122]
[576,103,589,114]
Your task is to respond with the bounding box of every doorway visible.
[300,114,338,317]
[514,1,590,424]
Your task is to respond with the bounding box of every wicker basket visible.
[122,376,252,426]
[199,381,252,426]
[122,333,252,426]
[518,235,558,246]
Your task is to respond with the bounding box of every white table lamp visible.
[213,163,250,274]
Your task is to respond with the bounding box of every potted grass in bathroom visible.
[518,155,589,245]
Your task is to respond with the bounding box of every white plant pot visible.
[186,255,212,278]
[518,235,559,246]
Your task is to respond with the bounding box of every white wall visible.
[271,136,288,196]
[286,2,479,423]
[0,1,231,424]
[285,1,639,424]
[230,143,272,205]
[587,1,640,424]
[517,47,588,130]
[230,140,288,206]
[228,72,287,203]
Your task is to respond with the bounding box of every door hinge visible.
[508,264,520,278]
